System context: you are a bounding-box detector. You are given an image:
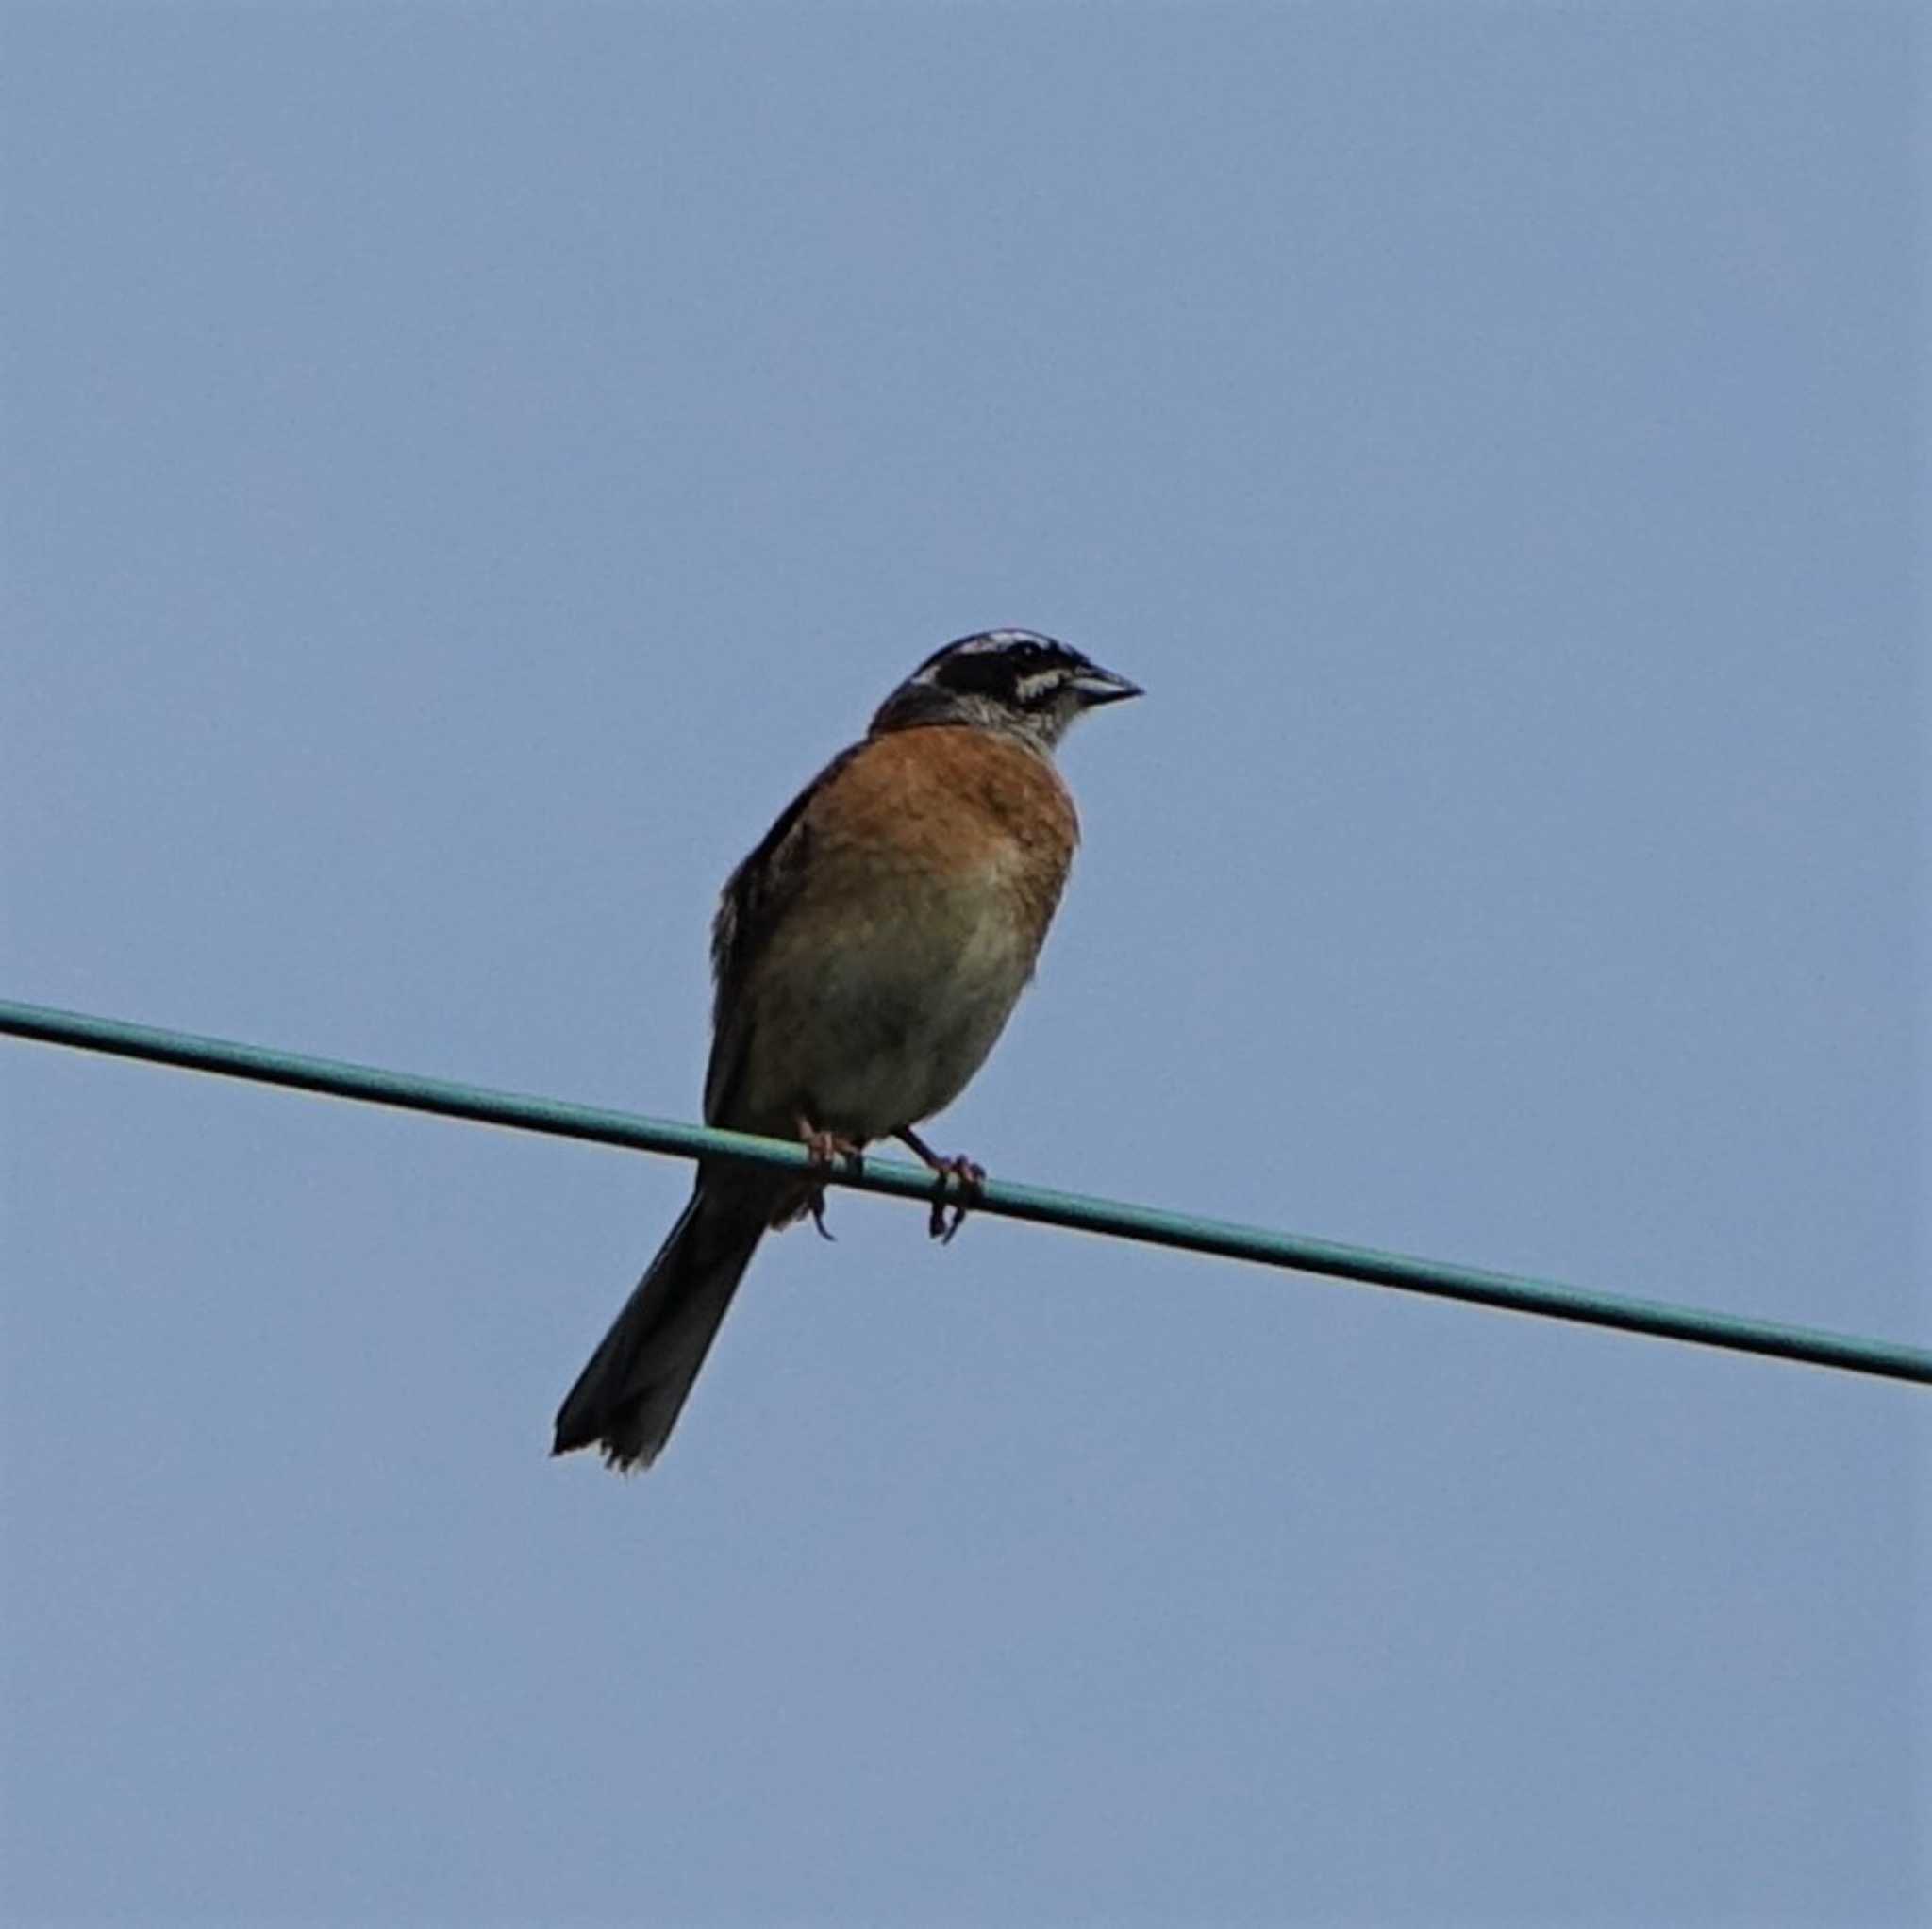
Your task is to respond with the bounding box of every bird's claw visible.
[924,1155,986,1244]
[800,1124,863,1240]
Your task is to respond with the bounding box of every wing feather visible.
[703,744,860,1124]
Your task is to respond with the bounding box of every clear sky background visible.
[3,7,1924,1925]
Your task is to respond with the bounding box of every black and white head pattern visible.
[872,630,1141,749]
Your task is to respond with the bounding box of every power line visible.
[4,995,1927,1389]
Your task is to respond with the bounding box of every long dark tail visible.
[552,1184,767,1471]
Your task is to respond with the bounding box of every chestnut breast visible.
[720,726,1080,1139]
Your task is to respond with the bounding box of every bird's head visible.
[870,629,1142,751]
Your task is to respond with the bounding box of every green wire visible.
[4,996,1927,1388]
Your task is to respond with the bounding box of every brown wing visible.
[702,742,860,1126]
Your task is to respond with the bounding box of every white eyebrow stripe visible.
[960,629,1055,653]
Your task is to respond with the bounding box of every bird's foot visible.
[799,1121,864,1240]
[896,1129,987,1244]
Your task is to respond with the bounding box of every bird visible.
[551,629,1141,1471]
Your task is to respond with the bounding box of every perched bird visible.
[552,630,1141,1471]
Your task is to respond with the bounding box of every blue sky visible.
[3,6,1925,1924]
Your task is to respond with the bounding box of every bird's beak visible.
[1070,663,1143,707]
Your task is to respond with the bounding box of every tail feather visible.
[553,1186,766,1471]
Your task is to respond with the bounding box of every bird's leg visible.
[797,1115,864,1240]
[895,1127,987,1244]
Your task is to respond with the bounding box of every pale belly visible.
[728,865,1041,1142]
